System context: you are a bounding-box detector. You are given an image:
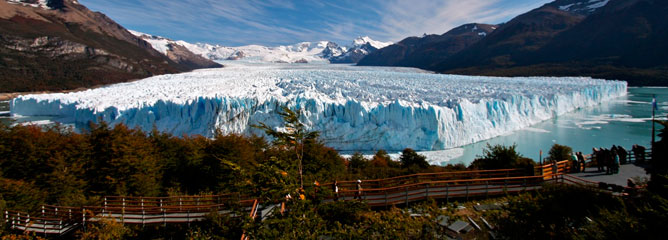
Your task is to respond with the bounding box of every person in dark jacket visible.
[618,146,628,164]
[577,152,586,172]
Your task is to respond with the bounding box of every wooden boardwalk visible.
[6,153,643,236]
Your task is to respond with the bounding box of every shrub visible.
[470,144,535,170]
[548,144,573,162]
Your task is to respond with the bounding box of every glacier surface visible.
[11,63,627,151]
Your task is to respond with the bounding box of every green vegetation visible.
[548,144,573,162]
[1,115,667,239]
[469,143,535,171]
[0,110,462,238]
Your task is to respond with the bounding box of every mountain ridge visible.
[360,0,667,86]
[0,0,219,92]
[135,32,391,64]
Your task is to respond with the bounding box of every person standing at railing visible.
[593,148,602,172]
[332,181,339,201]
[602,148,612,175]
[552,160,558,179]
[612,149,620,174]
[637,145,646,163]
[571,153,579,173]
[354,180,363,200]
[618,146,628,164]
[577,152,586,173]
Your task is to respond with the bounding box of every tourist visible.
[618,146,628,164]
[571,153,579,173]
[332,180,339,201]
[577,152,586,172]
[603,148,612,175]
[552,159,558,178]
[354,179,363,200]
[592,148,602,172]
[637,145,646,163]
[612,149,620,174]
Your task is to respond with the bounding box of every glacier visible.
[10,63,627,151]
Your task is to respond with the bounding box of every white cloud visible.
[80,0,552,46]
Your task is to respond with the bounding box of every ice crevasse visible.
[11,64,627,151]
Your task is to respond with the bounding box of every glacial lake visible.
[2,87,667,166]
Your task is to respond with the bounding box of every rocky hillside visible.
[434,0,668,85]
[357,23,497,68]
[361,0,668,85]
[0,0,216,93]
[130,31,221,69]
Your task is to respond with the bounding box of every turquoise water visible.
[2,87,667,166]
[447,87,668,165]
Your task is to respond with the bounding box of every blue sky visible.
[80,0,552,47]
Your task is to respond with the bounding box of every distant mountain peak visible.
[352,36,392,49]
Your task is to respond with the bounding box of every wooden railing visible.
[335,175,547,207]
[4,196,257,236]
[3,166,610,235]
[330,168,526,190]
[535,160,572,180]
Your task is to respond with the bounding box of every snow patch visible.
[559,0,610,13]
[11,63,627,151]
[7,0,52,9]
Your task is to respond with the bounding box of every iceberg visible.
[11,63,627,151]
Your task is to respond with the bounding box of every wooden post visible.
[384,190,388,208]
[485,180,489,198]
[404,186,409,206]
[425,183,430,198]
[187,210,190,228]
[446,183,449,203]
[466,183,469,201]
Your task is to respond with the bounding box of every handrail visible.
[334,168,522,183]
[5,162,614,235]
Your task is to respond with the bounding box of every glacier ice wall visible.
[11,63,627,151]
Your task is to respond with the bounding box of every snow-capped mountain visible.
[129,31,221,69]
[352,36,392,50]
[331,36,392,63]
[132,31,390,64]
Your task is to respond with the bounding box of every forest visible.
[0,108,667,239]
